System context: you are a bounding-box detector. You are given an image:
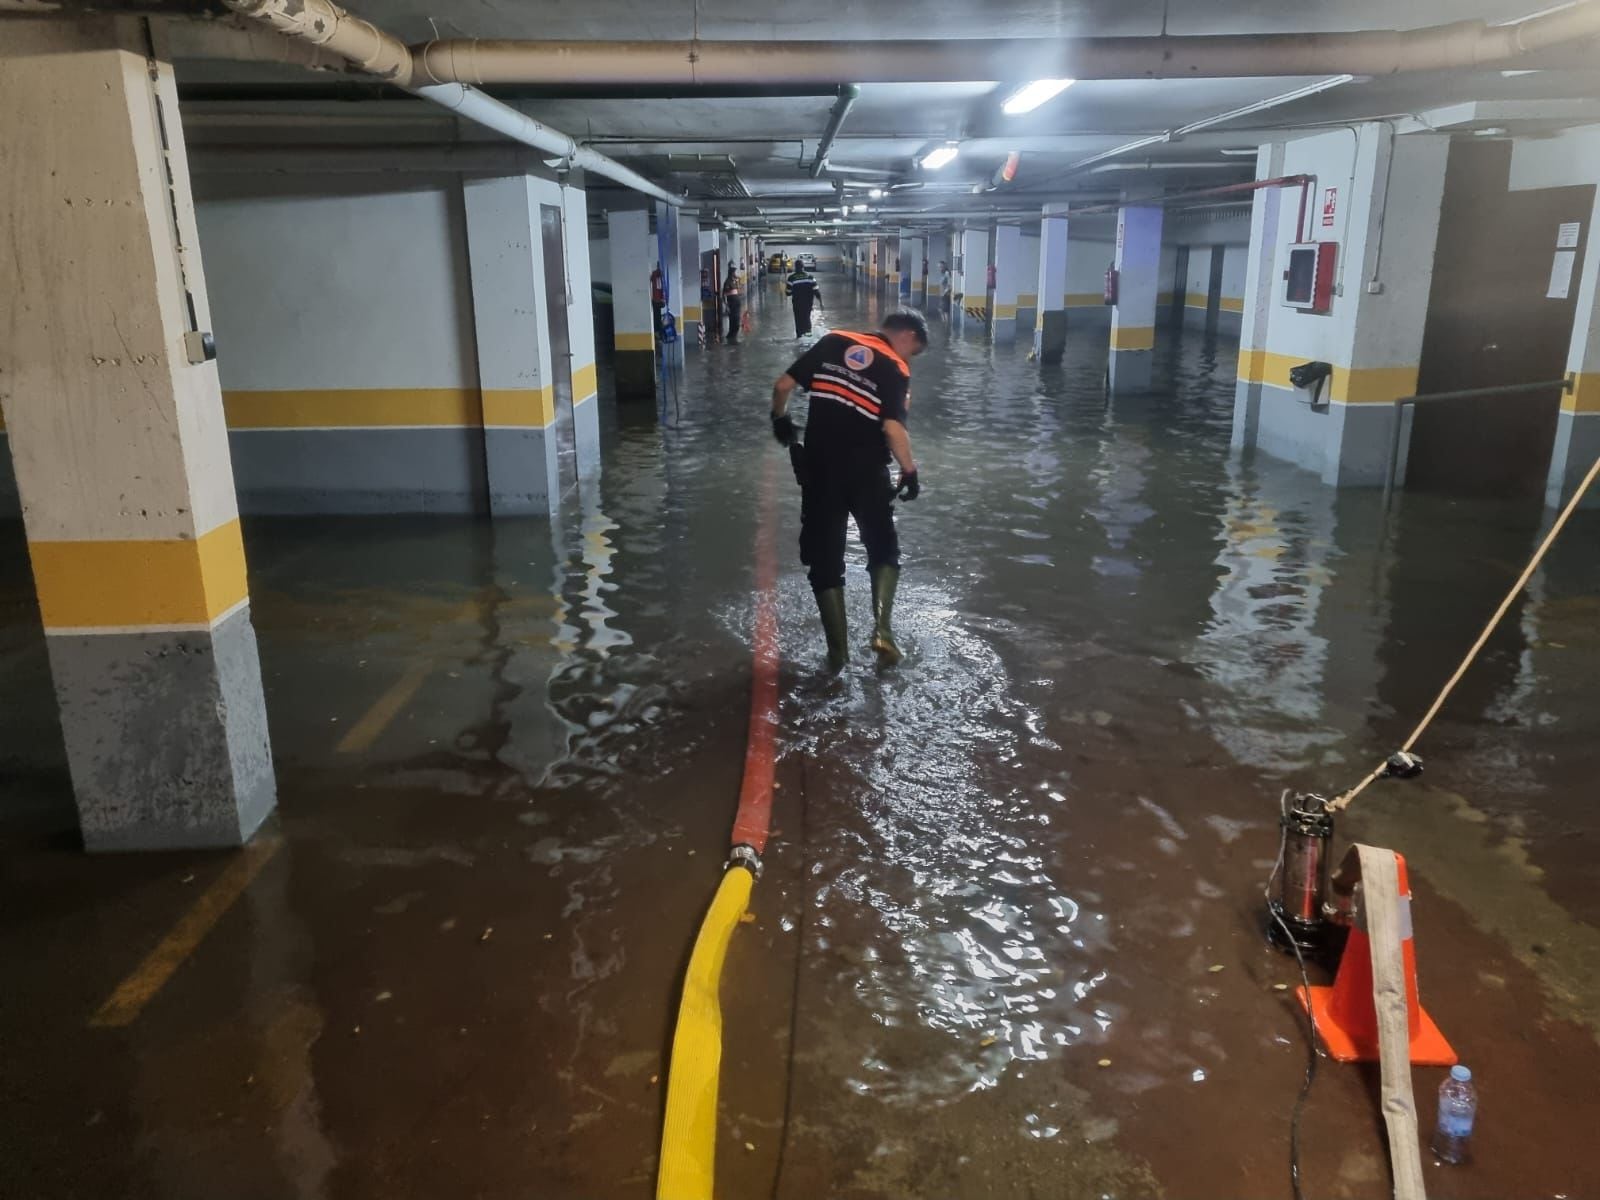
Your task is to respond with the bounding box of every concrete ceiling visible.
[166,0,1600,227]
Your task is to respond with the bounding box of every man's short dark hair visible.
[881,308,930,347]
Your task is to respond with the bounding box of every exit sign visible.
[1321,187,1338,228]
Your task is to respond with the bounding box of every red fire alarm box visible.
[1283,242,1337,313]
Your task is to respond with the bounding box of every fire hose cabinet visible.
[1283,242,1337,314]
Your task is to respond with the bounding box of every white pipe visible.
[1062,76,1353,176]
[413,82,679,203]
[216,0,680,205]
[413,5,1600,85]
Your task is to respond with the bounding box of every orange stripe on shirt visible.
[812,378,881,414]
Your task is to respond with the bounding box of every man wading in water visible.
[768,309,928,670]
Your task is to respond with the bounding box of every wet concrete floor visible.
[2,274,1598,1199]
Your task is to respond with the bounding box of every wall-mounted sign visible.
[1321,187,1338,229]
[1548,249,1576,300]
[1557,221,1581,249]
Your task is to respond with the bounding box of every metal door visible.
[1410,140,1592,496]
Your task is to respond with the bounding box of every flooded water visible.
[2,271,1598,1199]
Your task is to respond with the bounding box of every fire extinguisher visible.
[1103,265,1119,306]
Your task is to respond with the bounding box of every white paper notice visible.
[1557,221,1581,249]
[1548,249,1576,299]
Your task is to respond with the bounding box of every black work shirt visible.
[786,331,910,464]
[787,271,819,307]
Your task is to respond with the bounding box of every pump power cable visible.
[1330,449,1600,814]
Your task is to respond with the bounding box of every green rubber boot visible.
[869,564,902,666]
[816,587,849,672]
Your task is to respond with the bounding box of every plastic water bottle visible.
[1431,1065,1477,1164]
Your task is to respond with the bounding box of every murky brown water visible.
[1,272,1597,1199]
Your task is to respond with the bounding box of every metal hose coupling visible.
[727,843,764,879]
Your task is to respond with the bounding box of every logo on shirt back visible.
[843,344,875,371]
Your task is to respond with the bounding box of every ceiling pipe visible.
[1086,161,1253,173]
[215,0,680,205]
[1058,75,1354,177]
[412,4,1600,84]
[809,84,860,178]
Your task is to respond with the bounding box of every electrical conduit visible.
[657,455,781,1200]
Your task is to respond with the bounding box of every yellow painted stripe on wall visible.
[572,362,598,402]
[1565,371,1600,414]
[1066,292,1104,308]
[1111,325,1155,351]
[223,388,482,429]
[1220,296,1245,313]
[993,303,1018,319]
[616,331,655,352]
[29,518,248,631]
[683,305,702,321]
[1017,293,1038,306]
[482,386,555,428]
[1238,350,1419,405]
[1184,291,1209,309]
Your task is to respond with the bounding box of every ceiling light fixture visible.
[918,142,960,171]
[1001,78,1075,115]
[869,187,886,199]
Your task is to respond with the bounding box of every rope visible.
[1330,449,1600,812]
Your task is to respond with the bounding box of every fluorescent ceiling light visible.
[868,187,885,199]
[918,143,960,170]
[853,203,868,212]
[1001,78,1075,115]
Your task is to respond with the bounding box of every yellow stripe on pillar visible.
[1333,364,1420,405]
[1066,292,1104,308]
[1111,325,1155,351]
[29,518,249,632]
[482,387,556,428]
[993,303,1018,320]
[223,388,484,429]
[1220,296,1245,313]
[1235,351,1420,405]
[1018,292,1038,306]
[1564,372,1600,414]
[572,362,598,402]
[616,331,655,352]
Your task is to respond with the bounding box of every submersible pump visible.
[1268,792,1334,954]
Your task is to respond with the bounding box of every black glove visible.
[771,412,796,447]
[897,469,920,502]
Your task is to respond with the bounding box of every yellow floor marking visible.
[89,836,283,1028]
[336,659,433,754]
[336,599,480,755]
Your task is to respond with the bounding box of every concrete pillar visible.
[992,224,1023,343]
[606,208,655,399]
[1018,231,1042,332]
[0,19,275,850]
[561,182,602,478]
[926,231,950,315]
[654,200,683,365]
[463,175,560,514]
[1236,127,1449,486]
[902,232,924,305]
[678,211,703,346]
[1034,204,1070,364]
[1547,183,1600,508]
[956,228,989,334]
[1233,143,1287,453]
[1109,205,1164,392]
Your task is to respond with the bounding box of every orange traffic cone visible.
[1298,851,1457,1065]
